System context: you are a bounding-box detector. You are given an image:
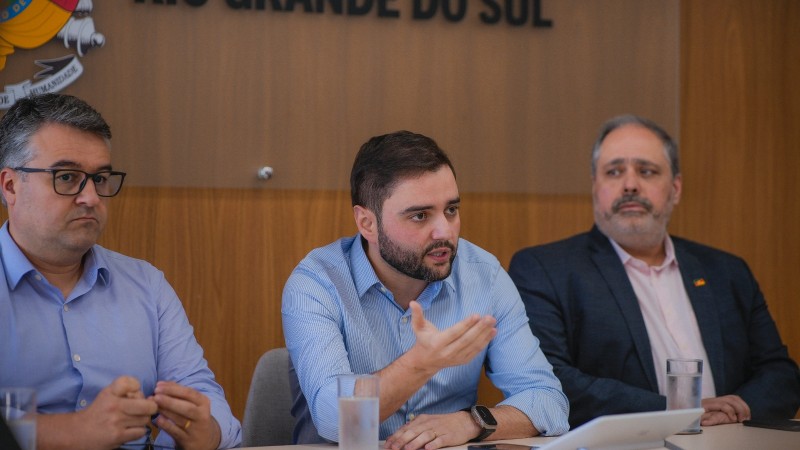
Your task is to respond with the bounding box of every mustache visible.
[612,194,653,213]
[423,240,456,254]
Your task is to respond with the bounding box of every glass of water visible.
[1,387,36,450]
[337,374,379,450]
[666,358,703,434]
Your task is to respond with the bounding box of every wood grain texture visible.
[1,0,678,194]
[1,0,797,426]
[676,0,800,373]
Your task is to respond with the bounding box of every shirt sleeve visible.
[151,271,242,449]
[723,257,800,418]
[485,266,570,436]
[282,264,352,442]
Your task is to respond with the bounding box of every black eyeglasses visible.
[13,167,126,197]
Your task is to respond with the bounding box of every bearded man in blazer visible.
[508,115,800,428]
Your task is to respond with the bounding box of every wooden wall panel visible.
[1,0,678,194]
[675,0,800,368]
[2,0,797,427]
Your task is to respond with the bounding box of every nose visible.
[430,212,457,241]
[75,177,102,206]
[622,171,640,195]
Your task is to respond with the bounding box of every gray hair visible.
[0,93,112,170]
[590,115,679,178]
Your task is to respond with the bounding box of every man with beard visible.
[282,131,569,449]
[508,115,800,428]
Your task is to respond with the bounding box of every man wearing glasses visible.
[0,94,241,450]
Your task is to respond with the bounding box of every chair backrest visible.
[242,347,295,446]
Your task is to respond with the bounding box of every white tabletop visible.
[240,423,800,449]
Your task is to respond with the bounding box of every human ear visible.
[353,205,378,241]
[672,173,682,205]
[0,168,17,206]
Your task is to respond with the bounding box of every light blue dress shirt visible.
[282,234,569,443]
[0,222,241,449]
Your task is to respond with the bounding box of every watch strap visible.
[461,406,496,442]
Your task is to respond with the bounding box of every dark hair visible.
[350,131,455,218]
[0,93,112,171]
[591,115,679,178]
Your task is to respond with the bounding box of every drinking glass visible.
[338,374,379,450]
[666,358,702,434]
[1,387,37,450]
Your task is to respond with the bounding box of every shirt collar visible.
[1,221,35,290]
[608,234,678,270]
[0,221,110,291]
[350,235,383,298]
[83,245,111,287]
[348,234,452,303]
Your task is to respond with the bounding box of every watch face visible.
[475,405,498,426]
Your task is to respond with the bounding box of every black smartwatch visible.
[462,405,497,442]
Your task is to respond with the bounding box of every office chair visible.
[242,347,296,446]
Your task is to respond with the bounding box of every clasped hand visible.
[700,395,751,426]
[74,376,220,450]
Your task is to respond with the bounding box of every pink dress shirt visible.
[610,237,717,399]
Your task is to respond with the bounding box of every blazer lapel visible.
[674,241,725,392]
[588,227,660,392]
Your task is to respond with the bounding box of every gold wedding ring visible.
[184,419,192,430]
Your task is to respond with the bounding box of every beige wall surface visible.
[2,0,678,194]
[1,0,798,425]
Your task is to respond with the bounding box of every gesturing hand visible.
[408,300,497,372]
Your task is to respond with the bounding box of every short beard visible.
[595,193,673,252]
[377,228,456,282]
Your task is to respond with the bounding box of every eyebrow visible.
[604,157,662,167]
[48,160,114,171]
[399,197,461,215]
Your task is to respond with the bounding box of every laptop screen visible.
[537,408,704,450]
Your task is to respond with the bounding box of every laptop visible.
[0,415,23,450]
[536,408,704,450]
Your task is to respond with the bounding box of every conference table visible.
[240,422,799,449]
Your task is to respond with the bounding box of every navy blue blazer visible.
[508,226,800,427]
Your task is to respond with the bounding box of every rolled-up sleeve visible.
[154,273,242,449]
[488,269,570,436]
[282,265,351,442]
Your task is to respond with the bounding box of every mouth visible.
[612,195,653,214]
[427,248,451,262]
[616,202,648,213]
[424,241,456,264]
[72,216,99,224]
